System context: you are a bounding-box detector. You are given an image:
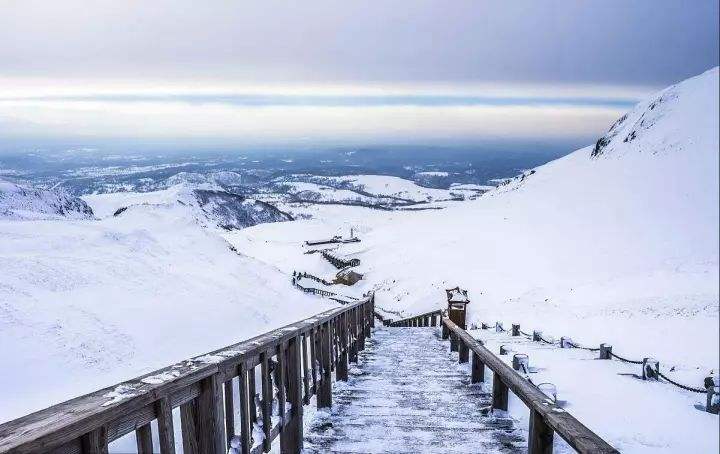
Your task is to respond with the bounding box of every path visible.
[304,326,527,453]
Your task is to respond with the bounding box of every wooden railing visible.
[320,251,360,269]
[0,296,376,454]
[388,309,442,327]
[440,317,618,454]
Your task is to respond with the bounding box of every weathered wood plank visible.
[223,379,235,449]
[237,364,251,454]
[280,335,303,454]
[81,426,108,454]
[135,424,153,454]
[260,352,273,452]
[155,397,175,454]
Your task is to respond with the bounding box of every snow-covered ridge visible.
[0,179,94,220]
[592,66,719,158]
[83,183,292,230]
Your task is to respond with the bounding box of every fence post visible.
[237,364,251,454]
[532,331,542,342]
[458,340,469,363]
[512,324,520,336]
[471,352,485,383]
[512,354,529,373]
[496,322,504,333]
[599,343,612,359]
[499,345,511,355]
[450,332,459,352]
[529,409,554,454]
[642,358,659,380]
[706,376,720,414]
[280,335,303,454]
[560,337,572,348]
[492,374,509,411]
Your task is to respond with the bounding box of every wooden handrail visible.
[441,317,618,454]
[0,296,376,454]
[388,309,443,327]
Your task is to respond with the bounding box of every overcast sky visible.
[0,0,718,146]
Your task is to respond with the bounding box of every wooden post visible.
[481,323,488,330]
[499,345,510,355]
[496,322,503,333]
[301,334,310,404]
[471,352,485,383]
[560,337,572,348]
[492,373,509,411]
[156,397,176,454]
[431,314,437,326]
[513,354,529,373]
[81,426,109,454]
[642,358,659,381]
[135,424,152,454]
[318,322,333,408]
[261,353,273,452]
[337,313,349,382]
[512,324,520,336]
[248,367,257,424]
[364,303,371,339]
[599,343,612,359]
[223,380,235,449]
[349,313,358,363]
[533,331,542,342]
[529,409,554,454]
[180,400,199,454]
[458,340,469,363]
[276,342,287,424]
[195,373,226,454]
[442,323,450,339]
[450,332,459,352]
[237,364,251,454]
[357,308,366,351]
[280,335,304,454]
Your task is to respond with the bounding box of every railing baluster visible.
[238,363,251,454]
[82,425,109,454]
[135,423,153,454]
[224,379,235,449]
[301,333,311,404]
[276,342,287,425]
[261,352,273,452]
[180,401,199,454]
[310,328,318,396]
[280,335,304,453]
[248,366,258,426]
[459,340,469,363]
[156,397,175,454]
[318,322,333,408]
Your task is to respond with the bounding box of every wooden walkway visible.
[304,327,526,453]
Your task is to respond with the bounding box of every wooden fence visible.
[388,311,618,454]
[0,296,376,454]
[320,252,360,270]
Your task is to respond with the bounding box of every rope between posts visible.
[482,320,711,396]
[656,371,708,393]
[608,351,643,365]
[566,341,600,352]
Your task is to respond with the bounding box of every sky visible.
[0,0,718,148]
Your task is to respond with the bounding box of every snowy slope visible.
[83,183,292,230]
[0,199,328,424]
[229,67,720,453]
[0,179,94,220]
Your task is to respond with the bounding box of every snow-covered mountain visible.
[0,179,94,220]
[228,67,719,453]
[84,183,291,230]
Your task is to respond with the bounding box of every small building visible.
[335,267,364,285]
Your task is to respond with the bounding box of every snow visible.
[0,178,94,220]
[0,68,717,452]
[226,67,719,452]
[330,174,454,202]
[0,197,331,423]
